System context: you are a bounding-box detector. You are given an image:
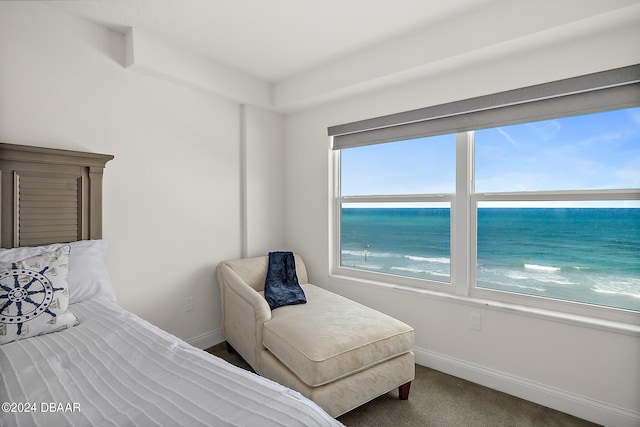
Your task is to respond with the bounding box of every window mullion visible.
[453,131,472,295]
[331,149,342,275]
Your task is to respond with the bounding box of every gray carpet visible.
[206,343,599,427]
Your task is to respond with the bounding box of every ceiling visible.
[46,0,640,111]
[48,0,499,83]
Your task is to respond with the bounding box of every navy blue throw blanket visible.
[264,251,307,310]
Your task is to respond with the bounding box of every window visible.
[330,65,640,324]
[473,111,640,313]
[339,135,454,285]
[340,203,452,283]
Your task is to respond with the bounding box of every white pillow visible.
[0,240,115,304]
[0,246,78,344]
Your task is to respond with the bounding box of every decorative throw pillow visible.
[264,251,307,310]
[0,246,78,345]
[0,240,115,304]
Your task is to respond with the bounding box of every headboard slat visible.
[0,143,113,248]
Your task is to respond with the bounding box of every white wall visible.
[283,14,640,427]
[244,105,286,256]
[2,1,639,425]
[0,3,284,346]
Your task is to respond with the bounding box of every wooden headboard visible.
[0,143,114,248]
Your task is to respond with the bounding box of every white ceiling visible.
[46,0,640,111]
[48,0,500,82]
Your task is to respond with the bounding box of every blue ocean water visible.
[340,208,640,311]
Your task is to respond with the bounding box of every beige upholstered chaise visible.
[216,254,415,417]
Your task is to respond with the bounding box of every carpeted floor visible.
[205,343,600,427]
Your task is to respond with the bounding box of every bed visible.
[0,143,342,427]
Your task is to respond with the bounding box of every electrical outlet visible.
[184,296,194,312]
[469,313,481,331]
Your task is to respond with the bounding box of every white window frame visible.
[468,134,640,324]
[329,65,640,328]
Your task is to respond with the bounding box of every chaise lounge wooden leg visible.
[398,381,411,400]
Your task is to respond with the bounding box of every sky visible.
[340,107,640,207]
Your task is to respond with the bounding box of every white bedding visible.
[0,299,343,427]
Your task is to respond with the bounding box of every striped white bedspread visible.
[1,299,342,427]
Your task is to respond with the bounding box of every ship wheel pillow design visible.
[0,246,78,345]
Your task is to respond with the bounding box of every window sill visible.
[329,273,640,337]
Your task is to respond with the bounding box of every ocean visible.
[340,208,640,312]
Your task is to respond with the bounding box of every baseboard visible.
[413,347,640,427]
[186,328,224,350]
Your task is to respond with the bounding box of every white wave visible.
[342,250,402,259]
[524,264,561,272]
[506,271,529,280]
[429,271,451,278]
[535,277,574,286]
[506,283,547,292]
[391,266,425,274]
[343,263,383,270]
[370,252,402,259]
[592,278,640,299]
[341,250,367,257]
[479,279,547,293]
[592,288,640,299]
[503,269,573,285]
[391,266,450,278]
[405,255,450,264]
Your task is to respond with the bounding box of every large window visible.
[473,111,640,313]
[330,65,640,324]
